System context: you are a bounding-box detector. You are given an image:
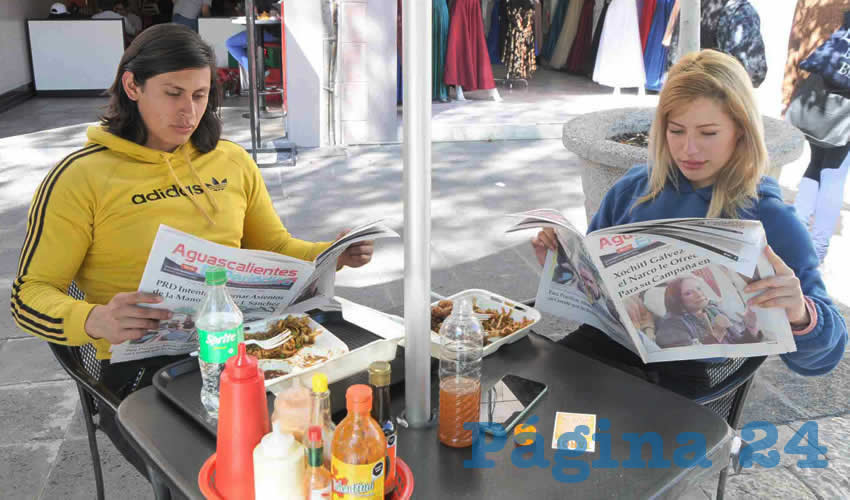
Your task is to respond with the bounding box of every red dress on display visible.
[565,0,596,74]
[639,0,657,51]
[444,0,495,91]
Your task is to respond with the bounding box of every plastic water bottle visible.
[438,298,484,448]
[196,267,243,416]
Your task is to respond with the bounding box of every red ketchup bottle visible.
[215,343,270,500]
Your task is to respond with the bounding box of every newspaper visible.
[507,209,797,363]
[109,220,399,363]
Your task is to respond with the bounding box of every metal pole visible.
[402,0,432,428]
[678,0,700,61]
[245,0,259,161]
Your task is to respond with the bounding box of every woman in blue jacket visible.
[533,50,846,387]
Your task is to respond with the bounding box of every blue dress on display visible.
[541,0,569,61]
[486,0,503,64]
[643,0,675,91]
[540,0,570,61]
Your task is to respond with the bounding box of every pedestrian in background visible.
[791,13,850,263]
[172,0,210,32]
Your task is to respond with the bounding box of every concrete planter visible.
[562,107,805,223]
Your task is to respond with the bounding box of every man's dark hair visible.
[101,23,222,152]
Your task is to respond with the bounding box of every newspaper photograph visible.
[110,221,398,363]
[507,210,797,364]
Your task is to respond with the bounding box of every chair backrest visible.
[694,356,766,428]
[50,282,121,413]
[66,282,102,377]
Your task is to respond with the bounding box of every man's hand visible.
[531,228,558,267]
[85,292,172,345]
[335,230,374,269]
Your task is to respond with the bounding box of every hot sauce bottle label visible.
[331,457,385,499]
[309,486,331,500]
[385,433,397,490]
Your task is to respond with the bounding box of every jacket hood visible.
[756,174,783,202]
[86,126,199,164]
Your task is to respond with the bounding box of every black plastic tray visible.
[152,309,405,436]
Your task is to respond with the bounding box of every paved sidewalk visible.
[0,97,848,499]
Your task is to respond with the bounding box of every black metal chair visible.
[47,282,170,500]
[690,355,766,500]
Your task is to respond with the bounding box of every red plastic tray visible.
[199,453,414,499]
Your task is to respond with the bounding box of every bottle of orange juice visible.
[331,385,386,499]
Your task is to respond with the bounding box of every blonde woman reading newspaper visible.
[532,50,846,398]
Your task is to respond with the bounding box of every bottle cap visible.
[308,425,322,444]
[258,428,296,459]
[311,373,328,393]
[225,343,258,380]
[513,424,537,446]
[367,361,391,387]
[345,384,373,413]
[205,267,228,286]
[456,297,474,316]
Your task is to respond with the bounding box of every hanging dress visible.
[503,0,537,79]
[639,0,656,51]
[445,0,497,91]
[643,0,674,91]
[397,0,403,104]
[564,0,595,74]
[592,0,645,88]
[582,0,610,76]
[486,0,503,63]
[542,0,559,37]
[533,0,543,55]
[548,0,584,68]
[433,0,450,101]
[482,0,496,33]
[541,0,569,61]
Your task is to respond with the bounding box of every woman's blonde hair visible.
[637,49,768,218]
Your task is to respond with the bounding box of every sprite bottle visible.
[196,267,243,416]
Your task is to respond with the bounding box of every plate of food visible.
[430,289,541,357]
[243,314,349,387]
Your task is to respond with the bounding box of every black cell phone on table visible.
[479,374,548,436]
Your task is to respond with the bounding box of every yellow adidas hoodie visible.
[12,126,331,359]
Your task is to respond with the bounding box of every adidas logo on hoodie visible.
[131,184,204,204]
[131,178,228,204]
[205,177,228,191]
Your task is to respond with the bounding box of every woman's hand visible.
[85,292,172,345]
[335,230,374,269]
[531,228,558,267]
[744,245,809,328]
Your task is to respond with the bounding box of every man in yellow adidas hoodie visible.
[11,25,373,362]
[12,24,375,476]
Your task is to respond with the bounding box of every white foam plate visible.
[243,313,349,388]
[431,289,541,357]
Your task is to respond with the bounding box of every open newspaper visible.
[109,220,398,363]
[506,209,797,363]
